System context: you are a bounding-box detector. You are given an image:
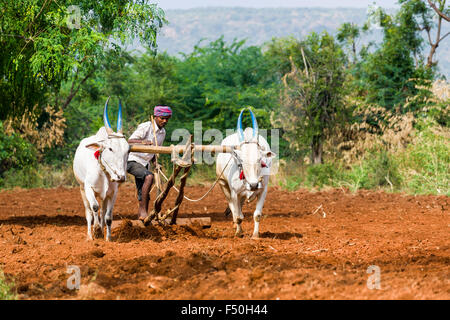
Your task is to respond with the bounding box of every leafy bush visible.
[357,150,402,190]
[0,164,77,189]
[280,175,304,192]
[305,163,340,188]
[397,122,449,195]
[340,164,367,192]
[0,121,37,176]
[0,270,16,300]
[275,151,403,192]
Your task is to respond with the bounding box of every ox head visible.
[234,108,276,191]
[86,97,129,183]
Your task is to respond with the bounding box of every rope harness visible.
[157,154,233,202]
[233,140,266,182]
[155,141,267,201]
[93,134,126,183]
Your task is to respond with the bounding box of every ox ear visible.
[263,150,276,158]
[85,142,102,151]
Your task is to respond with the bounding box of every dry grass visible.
[429,79,449,101]
[326,80,449,166]
[326,105,416,166]
[4,104,66,153]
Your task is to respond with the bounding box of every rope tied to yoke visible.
[158,154,233,202]
[145,143,233,224]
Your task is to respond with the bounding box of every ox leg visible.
[230,192,244,238]
[218,179,232,217]
[103,192,117,242]
[100,202,106,233]
[252,177,269,239]
[80,186,94,241]
[84,184,101,238]
[91,199,105,239]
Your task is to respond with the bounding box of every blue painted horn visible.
[237,109,245,142]
[117,98,123,133]
[237,107,259,142]
[248,108,259,140]
[103,96,113,133]
[103,96,124,134]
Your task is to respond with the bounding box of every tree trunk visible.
[61,71,93,110]
[427,14,442,68]
[427,43,439,68]
[311,136,323,165]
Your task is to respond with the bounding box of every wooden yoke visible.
[129,144,235,154]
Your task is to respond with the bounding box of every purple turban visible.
[154,106,172,117]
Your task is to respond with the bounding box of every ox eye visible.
[109,148,113,152]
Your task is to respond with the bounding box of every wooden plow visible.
[113,136,234,230]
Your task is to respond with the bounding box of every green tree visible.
[43,49,138,164]
[269,32,349,165]
[410,0,449,68]
[124,51,182,130]
[336,22,362,64]
[175,37,277,132]
[353,3,435,111]
[0,0,166,120]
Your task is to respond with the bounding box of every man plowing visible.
[127,106,172,221]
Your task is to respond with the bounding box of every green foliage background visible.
[0,1,449,196]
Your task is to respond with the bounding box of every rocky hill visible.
[153,7,449,78]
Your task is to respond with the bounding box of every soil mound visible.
[114,219,210,242]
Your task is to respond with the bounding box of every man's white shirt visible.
[128,120,166,167]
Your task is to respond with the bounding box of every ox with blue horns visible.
[216,107,276,238]
[73,97,129,241]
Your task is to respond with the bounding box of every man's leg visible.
[138,173,154,220]
[127,161,154,220]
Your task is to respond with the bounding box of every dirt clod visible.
[77,282,106,300]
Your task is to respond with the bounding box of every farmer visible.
[127,106,172,221]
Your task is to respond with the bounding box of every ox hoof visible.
[234,232,244,238]
[86,235,93,241]
[143,216,152,227]
[251,234,260,240]
[93,225,103,239]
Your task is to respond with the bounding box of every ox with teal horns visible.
[237,107,258,142]
[103,96,123,135]
[73,97,129,241]
[216,107,276,239]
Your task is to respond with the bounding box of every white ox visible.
[73,98,129,241]
[216,108,276,239]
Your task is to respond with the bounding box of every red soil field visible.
[0,184,448,300]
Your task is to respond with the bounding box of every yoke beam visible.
[129,144,234,154]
